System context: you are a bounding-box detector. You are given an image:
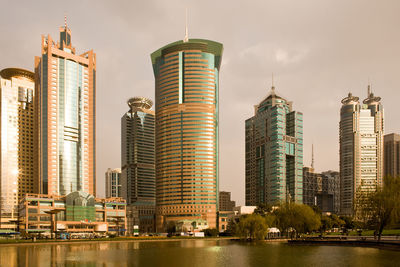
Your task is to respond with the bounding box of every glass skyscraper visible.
[0,68,36,231]
[339,87,384,215]
[151,39,223,231]
[121,97,155,233]
[35,24,96,196]
[245,86,303,206]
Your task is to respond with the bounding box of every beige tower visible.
[339,86,384,216]
[0,68,36,230]
[35,23,96,196]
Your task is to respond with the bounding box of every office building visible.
[105,168,121,198]
[151,38,223,231]
[219,191,236,211]
[0,68,36,231]
[35,23,96,196]
[121,97,155,233]
[245,86,303,206]
[339,87,383,215]
[384,133,400,178]
[303,167,340,213]
[18,191,126,235]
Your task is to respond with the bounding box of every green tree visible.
[357,176,400,241]
[254,203,273,215]
[202,228,219,237]
[236,214,269,240]
[274,202,321,238]
[165,221,176,237]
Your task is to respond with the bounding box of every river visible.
[0,239,399,266]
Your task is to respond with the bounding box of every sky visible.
[1,0,400,204]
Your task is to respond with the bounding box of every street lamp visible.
[44,209,63,239]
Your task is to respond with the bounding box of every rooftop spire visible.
[311,144,314,169]
[271,73,275,93]
[367,78,372,97]
[184,8,189,42]
[64,15,67,29]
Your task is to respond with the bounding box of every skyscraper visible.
[339,87,384,215]
[384,133,400,178]
[35,23,96,196]
[105,168,121,198]
[0,68,36,230]
[121,97,155,233]
[151,39,223,231]
[245,86,303,206]
[219,191,236,211]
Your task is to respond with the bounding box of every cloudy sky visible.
[1,0,399,204]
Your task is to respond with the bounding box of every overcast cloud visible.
[1,0,399,204]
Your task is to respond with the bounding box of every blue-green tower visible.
[245,86,303,205]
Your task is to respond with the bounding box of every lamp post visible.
[44,209,63,239]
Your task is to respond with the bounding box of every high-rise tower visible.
[151,39,223,231]
[339,87,384,215]
[105,168,121,198]
[384,133,400,178]
[245,86,303,206]
[35,23,96,196]
[0,68,36,230]
[121,97,155,233]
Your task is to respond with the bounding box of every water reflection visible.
[0,240,399,267]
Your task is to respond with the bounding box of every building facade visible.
[151,39,223,231]
[219,191,236,211]
[121,97,155,233]
[339,88,384,215]
[245,87,303,206]
[105,168,121,198]
[35,23,96,196]
[18,191,126,235]
[384,133,400,178]
[0,68,36,231]
[303,167,340,213]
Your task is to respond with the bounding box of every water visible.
[0,239,399,267]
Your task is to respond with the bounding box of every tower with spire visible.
[35,20,97,196]
[245,80,303,206]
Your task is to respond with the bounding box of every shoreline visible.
[0,237,240,247]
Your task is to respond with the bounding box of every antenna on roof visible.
[311,144,314,169]
[367,77,372,96]
[271,73,275,91]
[184,8,189,42]
[64,15,67,29]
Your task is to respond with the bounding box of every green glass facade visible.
[245,88,303,205]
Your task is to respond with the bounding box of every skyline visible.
[1,0,400,205]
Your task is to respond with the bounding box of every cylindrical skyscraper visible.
[151,39,223,231]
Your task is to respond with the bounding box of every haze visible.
[1,0,399,204]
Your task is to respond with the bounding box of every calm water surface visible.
[0,239,399,267]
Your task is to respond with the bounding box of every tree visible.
[356,176,400,241]
[274,202,321,238]
[254,203,273,215]
[166,221,176,237]
[203,228,219,237]
[235,214,269,240]
[320,215,333,233]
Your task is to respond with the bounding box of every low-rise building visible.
[219,191,236,211]
[18,191,126,236]
[303,167,340,213]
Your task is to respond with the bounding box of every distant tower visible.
[0,68,36,230]
[35,22,96,196]
[339,87,384,215]
[121,97,155,233]
[245,84,303,206]
[105,168,121,198]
